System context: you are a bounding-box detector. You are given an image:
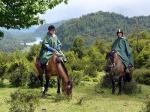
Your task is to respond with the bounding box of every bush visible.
[133,68,150,85]
[82,76,92,82]
[70,71,83,86]
[49,78,57,88]
[8,62,29,87]
[9,89,39,112]
[100,73,112,88]
[124,81,142,95]
[28,72,40,88]
[26,44,41,62]
[0,52,8,84]
[143,95,150,112]
[84,64,97,77]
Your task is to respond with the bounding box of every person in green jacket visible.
[111,29,134,73]
[39,25,66,66]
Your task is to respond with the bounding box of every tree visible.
[0,0,68,29]
[72,37,84,58]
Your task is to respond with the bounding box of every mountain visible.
[34,20,66,37]
[1,11,150,51]
[32,11,150,49]
[55,11,150,49]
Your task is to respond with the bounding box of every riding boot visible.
[42,64,47,75]
[125,64,133,73]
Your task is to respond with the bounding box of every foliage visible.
[56,11,150,49]
[49,78,57,88]
[100,73,112,88]
[0,0,68,29]
[84,64,97,77]
[123,81,142,95]
[133,68,150,85]
[26,44,41,61]
[8,60,30,87]
[70,70,83,86]
[27,70,40,88]
[9,89,39,112]
[144,95,150,112]
[128,31,150,68]
[71,37,84,58]
[0,52,7,83]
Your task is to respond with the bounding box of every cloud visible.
[40,0,150,23]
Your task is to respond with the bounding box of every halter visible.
[108,50,117,68]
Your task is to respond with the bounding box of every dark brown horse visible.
[105,50,132,94]
[35,54,73,96]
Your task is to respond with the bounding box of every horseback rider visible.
[111,29,134,73]
[38,25,67,71]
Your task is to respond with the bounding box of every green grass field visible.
[0,81,150,112]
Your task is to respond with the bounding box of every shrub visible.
[28,72,40,88]
[49,78,57,88]
[9,89,39,112]
[100,73,112,88]
[133,68,150,85]
[8,58,33,87]
[70,71,83,86]
[82,76,92,82]
[92,78,99,82]
[26,44,41,62]
[144,95,150,112]
[124,81,142,95]
[84,64,97,77]
[8,62,29,87]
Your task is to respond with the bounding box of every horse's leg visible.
[111,76,115,94]
[126,72,132,82]
[38,74,44,93]
[43,75,50,95]
[122,76,126,92]
[57,76,61,95]
[118,76,123,95]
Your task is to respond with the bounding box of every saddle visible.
[107,50,133,74]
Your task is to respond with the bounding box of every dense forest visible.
[56,11,150,49]
[1,11,150,51]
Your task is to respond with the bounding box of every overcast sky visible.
[40,0,150,23]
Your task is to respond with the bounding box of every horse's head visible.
[62,79,73,96]
[105,50,117,72]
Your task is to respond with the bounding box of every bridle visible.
[107,50,117,69]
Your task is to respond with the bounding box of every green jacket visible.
[111,37,134,68]
[39,33,65,64]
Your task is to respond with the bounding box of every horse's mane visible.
[61,61,69,77]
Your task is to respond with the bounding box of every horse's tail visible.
[34,57,43,77]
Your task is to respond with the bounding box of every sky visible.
[40,0,150,23]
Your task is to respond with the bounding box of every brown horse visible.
[105,50,132,94]
[35,54,73,96]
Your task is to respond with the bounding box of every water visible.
[21,37,42,46]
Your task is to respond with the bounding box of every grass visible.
[0,81,150,112]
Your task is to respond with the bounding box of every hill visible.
[1,11,150,51]
[55,11,150,49]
